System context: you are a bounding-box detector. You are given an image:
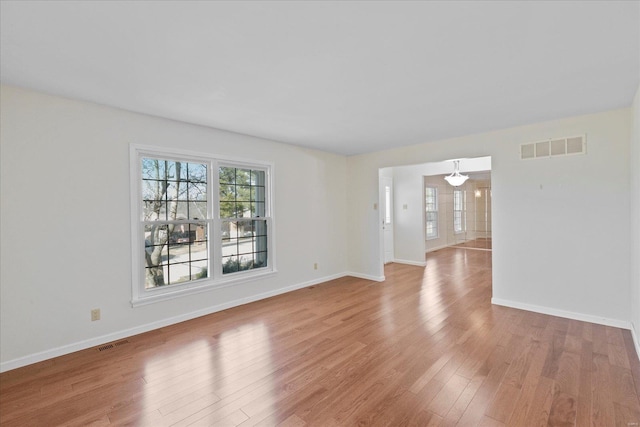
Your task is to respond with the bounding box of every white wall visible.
[347,109,632,327]
[391,165,427,265]
[0,85,348,369]
[631,84,640,351]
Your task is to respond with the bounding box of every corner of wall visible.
[632,321,640,363]
[492,297,632,330]
[630,83,640,362]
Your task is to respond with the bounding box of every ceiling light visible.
[444,160,469,187]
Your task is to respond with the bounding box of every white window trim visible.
[129,144,277,307]
[425,186,438,240]
[453,189,466,235]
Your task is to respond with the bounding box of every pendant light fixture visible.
[444,160,469,187]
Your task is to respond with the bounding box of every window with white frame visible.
[453,189,466,234]
[141,158,209,287]
[131,145,274,306]
[384,185,392,225]
[219,166,268,274]
[425,186,438,240]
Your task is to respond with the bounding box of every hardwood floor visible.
[450,238,492,251]
[1,247,639,426]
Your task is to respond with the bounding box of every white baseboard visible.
[491,298,632,330]
[393,259,427,267]
[425,243,450,253]
[0,272,349,373]
[345,271,385,282]
[631,322,640,363]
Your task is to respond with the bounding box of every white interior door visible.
[381,176,394,264]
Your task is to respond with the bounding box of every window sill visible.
[131,269,278,307]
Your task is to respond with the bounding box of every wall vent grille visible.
[520,135,586,160]
[97,340,130,352]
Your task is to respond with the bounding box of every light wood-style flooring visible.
[450,238,492,251]
[1,247,639,426]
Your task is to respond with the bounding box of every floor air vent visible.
[97,340,130,352]
[521,135,585,160]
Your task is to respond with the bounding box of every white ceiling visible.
[1,1,638,156]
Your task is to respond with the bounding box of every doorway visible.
[425,171,492,254]
[378,156,492,274]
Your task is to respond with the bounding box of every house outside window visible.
[425,186,438,240]
[130,145,274,306]
[141,158,209,288]
[219,166,268,274]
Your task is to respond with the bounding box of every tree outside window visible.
[131,146,274,305]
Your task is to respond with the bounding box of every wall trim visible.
[426,243,450,253]
[0,272,348,373]
[632,322,640,363]
[346,272,386,282]
[393,259,427,267]
[491,298,632,330]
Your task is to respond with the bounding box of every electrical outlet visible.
[91,308,101,321]
[314,263,318,270]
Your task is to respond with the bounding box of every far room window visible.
[453,189,466,234]
[425,186,438,240]
[384,185,392,225]
[131,145,275,306]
